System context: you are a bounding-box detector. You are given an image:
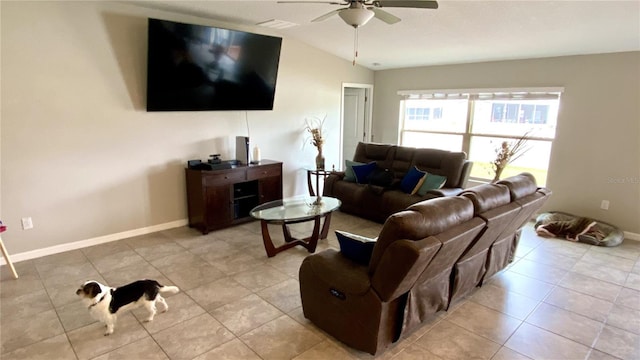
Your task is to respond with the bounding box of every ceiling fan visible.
[277,0,439,28]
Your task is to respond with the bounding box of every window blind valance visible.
[398,87,564,100]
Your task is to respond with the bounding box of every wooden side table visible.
[0,222,18,279]
[307,169,332,197]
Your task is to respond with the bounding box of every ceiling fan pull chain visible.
[353,26,359,66]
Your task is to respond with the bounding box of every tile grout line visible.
[515,235,633,360]
[2,219,638,359]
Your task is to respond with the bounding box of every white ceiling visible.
[133,0,640,70]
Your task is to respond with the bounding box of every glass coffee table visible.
[250,196,341,257]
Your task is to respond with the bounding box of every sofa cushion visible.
[336,230,377,265]
[368,167,395,188]
[391,146,416,180]
[460,183,511,214]
[415,173,448,196]
[344,160,364,182]
[352,162,377,184]
[400,166,427,193]
[353,142,396,171]
[497,172,537,200]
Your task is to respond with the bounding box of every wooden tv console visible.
[185,160,283,234]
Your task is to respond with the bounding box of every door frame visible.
[340,82,374,168]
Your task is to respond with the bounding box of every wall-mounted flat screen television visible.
[146,18,282,111]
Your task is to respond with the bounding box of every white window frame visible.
[397,87,563,183]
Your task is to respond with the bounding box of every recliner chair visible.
[299,196,485,355]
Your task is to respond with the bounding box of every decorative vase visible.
[315,148,325,170]
[492,166,505,183]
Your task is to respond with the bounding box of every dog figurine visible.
[76,279,179,335]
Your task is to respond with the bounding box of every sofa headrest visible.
[369,196,475,271]
[460,183,511,214]
[406,197,475,235]
[497,173,538,200]
[411,148,448,168]
[353,142,395,163]
[411,149,466,188]
[390,146,415,179]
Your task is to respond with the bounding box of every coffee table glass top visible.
[251,196,340,222]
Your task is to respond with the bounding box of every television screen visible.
[146,18,282,111]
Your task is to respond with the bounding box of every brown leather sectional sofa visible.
[323,142,473,223]
[300,173,551,355]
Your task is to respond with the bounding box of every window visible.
[490,102,550,124]
[398,88,562,186]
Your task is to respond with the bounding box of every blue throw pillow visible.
[352,162,377,184]
[400,166,427,193]
[344,160,364,182]
[335,230,377,265]
[416,173,448,195]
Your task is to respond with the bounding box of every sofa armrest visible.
[300,249,371,295]
[324,172,345,196]
[330,171,346,179]
[370,237,441,302]
[427,187,464,197]
[457,160,473,188]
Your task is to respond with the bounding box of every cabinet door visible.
[259,176,282,204]
[204,185,233,231]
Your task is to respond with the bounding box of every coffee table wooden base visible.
[260,213,332,257]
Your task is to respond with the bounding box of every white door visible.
[342,87,368,166]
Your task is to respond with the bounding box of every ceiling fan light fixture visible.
[338,8,375,27]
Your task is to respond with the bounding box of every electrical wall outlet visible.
[21,217,34,230]
[600,200,610,210]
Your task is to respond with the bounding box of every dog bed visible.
[534,211,624,247]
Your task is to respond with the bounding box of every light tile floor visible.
[1,211,639,360]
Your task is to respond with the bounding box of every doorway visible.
[341,83,373,168]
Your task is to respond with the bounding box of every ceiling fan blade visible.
[372,0,438,9]
[371,8,401,24]
[311,8,343,22]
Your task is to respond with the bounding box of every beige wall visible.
[373,52,640,234]
[1,1,373,254]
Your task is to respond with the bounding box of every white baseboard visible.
[1,219,188,265]
[625,231,640,241]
